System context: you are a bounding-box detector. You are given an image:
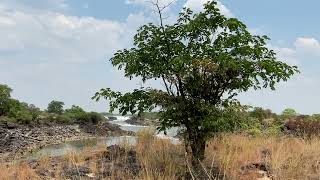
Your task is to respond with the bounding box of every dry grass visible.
[2,131,320,179]
[206,134,320,180]
[136,129,185,179]
[0,163,39,180]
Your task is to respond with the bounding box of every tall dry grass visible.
[1,131,320,179]
[135,129,185,179]
[206,134,320,180]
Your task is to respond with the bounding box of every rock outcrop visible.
[0,121,134,161]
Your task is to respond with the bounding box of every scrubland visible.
[1,129,320,180]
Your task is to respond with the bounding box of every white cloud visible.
[239,37,320,114]
[268,37,320,67]
[294,37,320,56]
[184,0,233,17]
[0,0,68,13]
[0,9,140,63]
[273,47,299,66]
[0,1,149,111]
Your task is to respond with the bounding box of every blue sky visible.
[0,0,319,114]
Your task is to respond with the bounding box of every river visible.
[29,116,179,159]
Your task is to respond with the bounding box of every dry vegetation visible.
[1,130,320,180]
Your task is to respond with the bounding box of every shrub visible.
[311,114,320,121]
[56,115,73,124]
[77,112,105,124]
[285,116,320,137]
[44,114,73,124]
[0,116,16,124]
[281,108,298,120]
[28,104,41,121]
[64,105,86,120]
[14,110,33,124]
[0,84,12,116]
[249,107,277,121]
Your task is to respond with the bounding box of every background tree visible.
[28,104,41,121]
[64,105,86,120]
[0,84,13,116]
[250,107,276,121]
[47,100,65,114]
[312,114,320,121]
[281,108,298,120]
[93,0,298,170]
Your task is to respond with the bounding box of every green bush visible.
[56,115,73,124]
[77,112,105,124]
[14,110,33,124]
[311,114,320,121]
[0,116,16,124]
[64,105,86,120]
[45,114,72,124]
[0,84,13,116]
[249,107,277,121]
[47,100,64,114]
[281,108,298,120]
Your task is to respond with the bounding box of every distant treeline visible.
[2,83,320,136]
[0,84,105,125]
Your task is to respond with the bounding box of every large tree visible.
[94,0,298,169]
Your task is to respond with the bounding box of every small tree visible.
[250,107,276,121]
[47,100,65,114]
[93,0,298,171]
[0,84,13,116]
[65,105,86,119]
[281,108,298,120]
[28,104,41,121]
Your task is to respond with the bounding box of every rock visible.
[125,116,156,126]
[257,177,272,180]
[309,174,320,180]
[86,173,96,178]
[241,162,272,180]
[0,121,134,161]
[6,122,19,129]
[63,166,91,177]
[36,169,50,177]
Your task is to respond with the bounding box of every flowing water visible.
[29,116,178,159]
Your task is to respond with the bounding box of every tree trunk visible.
[190,136,206,163]
[186,130,207,179]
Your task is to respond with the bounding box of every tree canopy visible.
[93,1,298,166]
[47,100,65,115]
[0,84,13,116]
[281,108,298,119]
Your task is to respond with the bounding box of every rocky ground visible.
[125,116,158,126]
[0,121,134,161]
[3,144,272,180]
[16,145,140,180]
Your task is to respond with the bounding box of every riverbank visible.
[4,131,320,179]
[0,121,134,161]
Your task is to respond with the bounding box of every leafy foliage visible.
[250,107,277,121]
[312,114,320,121]
[28,104,41,121]
[93,1,298,162]
[281,108,298,120]
[64,105,86,119]
[47,100,65,115]
[77,112,105,124]
[0,84,13,116]
[285,117,320,137]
